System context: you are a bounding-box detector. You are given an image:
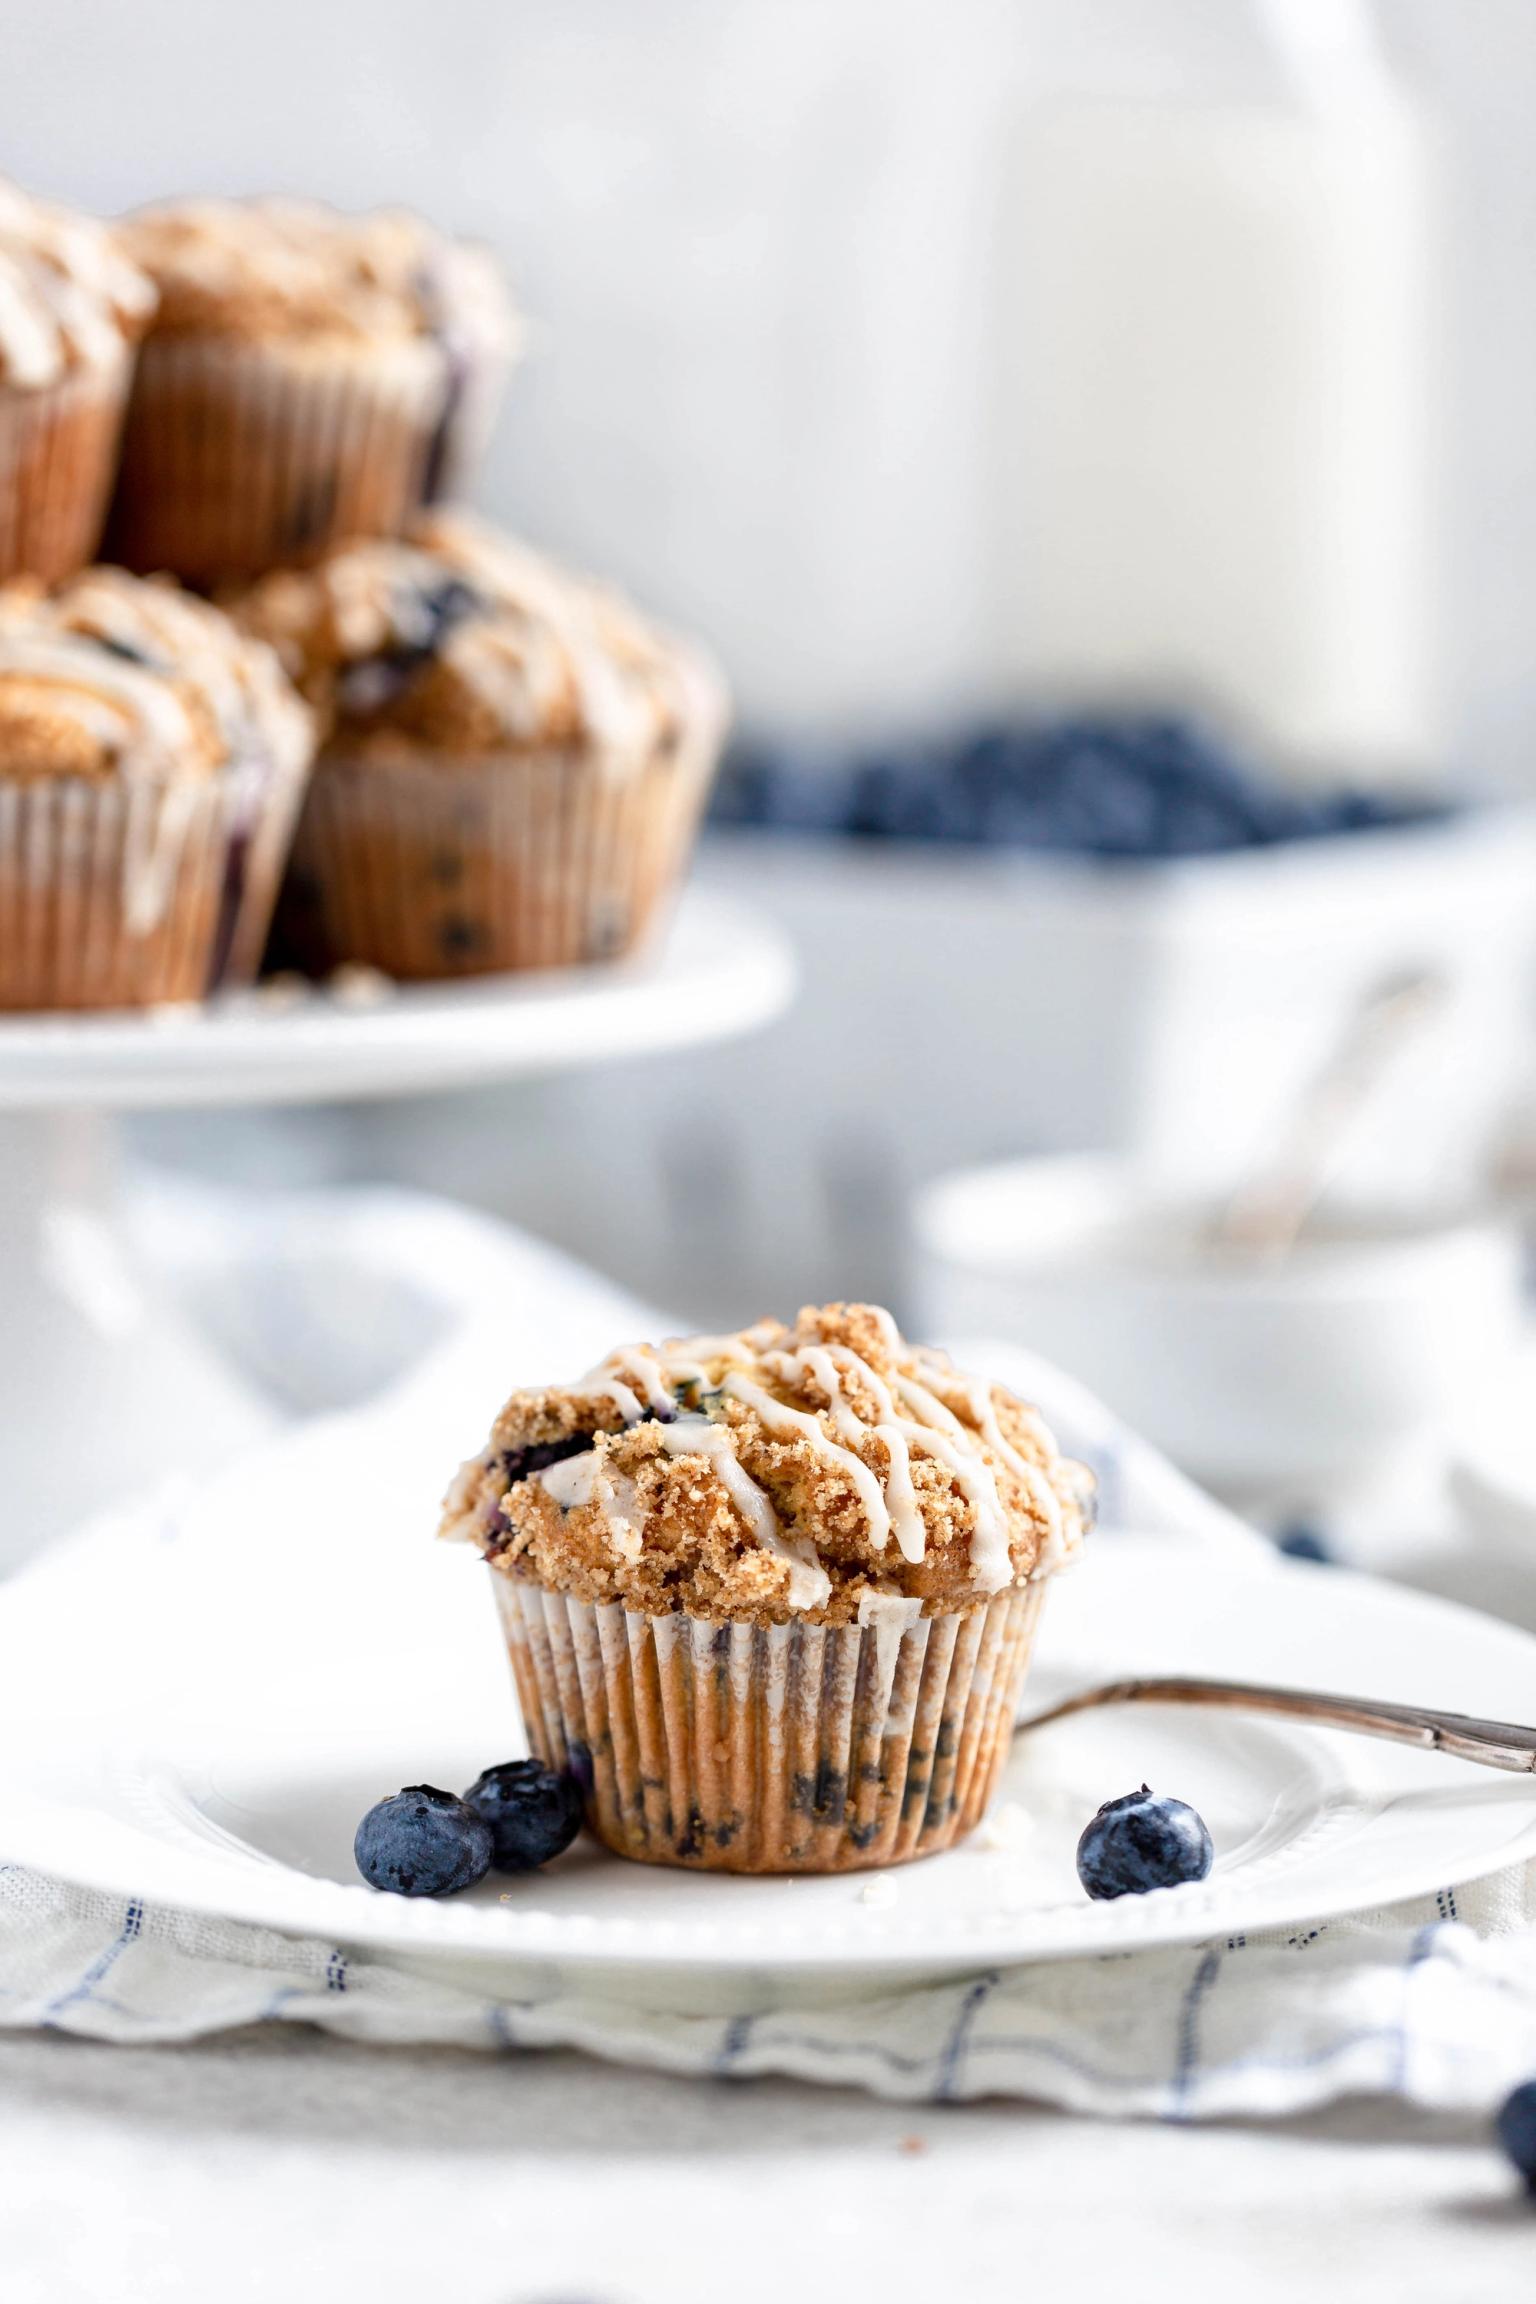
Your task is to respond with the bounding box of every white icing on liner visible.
[855,1590,925,1686]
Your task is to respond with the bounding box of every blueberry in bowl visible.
[464,1758,584,1873]
[1076,1785,1214,1900]
[354,1785,493,1897]
[709,711,1448,860]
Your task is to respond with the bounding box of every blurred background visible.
[11,0,1536,1557]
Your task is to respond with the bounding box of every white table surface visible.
[2,2027,1527,2304]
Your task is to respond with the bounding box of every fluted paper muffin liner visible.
[492,1575,1045,1874]
[107,335,470,584]
[275,713,721,980]
[0,359,132,584]
[0,755,308,1010]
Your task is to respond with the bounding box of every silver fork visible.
[1017,1676,1536,1775]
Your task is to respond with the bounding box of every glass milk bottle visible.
[993,0,1441,785]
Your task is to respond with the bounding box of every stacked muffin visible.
[110,199,516,584]
[240,516,725,977]
[0,182,154,584]
[0,569,312,1007]
[0,179,724,1010]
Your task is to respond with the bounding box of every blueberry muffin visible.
[108,198,515,584]
[0,567,313,1008]
[239,512,726,978]
[441,1303,1092,1874]
[0,180,155,583]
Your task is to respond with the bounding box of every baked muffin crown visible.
[0,568,312,783]
[238,512,722,766]
[441,1303,1094,1626]
[0,180,155,391]
[121,197,514,357]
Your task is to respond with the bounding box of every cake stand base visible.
[0,892,794,1568]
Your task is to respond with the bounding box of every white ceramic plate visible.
[4,1409,1536,2007]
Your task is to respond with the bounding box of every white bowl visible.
[913,1154,1526,1503]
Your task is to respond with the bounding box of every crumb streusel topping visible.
[238,512,721,768]
[0,180,155,391]
[121,197,513,358]
[441,1303,1094,1625]
[0,568,312,783]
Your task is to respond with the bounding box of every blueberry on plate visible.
[354,1785,493,1897]
[1274,1522,1336,1565]
[1496,2081,1536,2192]
[1076,1785,1214,1900]
[464,1758,584,1872]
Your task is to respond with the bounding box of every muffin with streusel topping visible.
[0,180,155,583]
[441,1303,1092,1874]
[108,198,516,583]
[0,568,313,1008]
[239,511,726,978]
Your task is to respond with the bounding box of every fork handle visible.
[1018,1675,1536,1775]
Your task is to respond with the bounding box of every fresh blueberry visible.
[91,632,155,667]
[417,576,483,643]
[354,1785,493,1896]
[1274,1522,1336,1564]
[1076,1785,1214,1900]
[282,474,339,554]
[1496,2081,1536,2192]
[497,1406,676,1495]
[434,914,488,964]
[336,578,485,716]
[498,1432,598,1487]
[464,1759,584,1872]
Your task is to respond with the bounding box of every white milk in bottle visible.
[993,2,1441,783]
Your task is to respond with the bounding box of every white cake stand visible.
[0,890,794,1566]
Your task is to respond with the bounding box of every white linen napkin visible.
[4,1177,1536,2119]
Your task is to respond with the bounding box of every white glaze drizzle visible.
[581,1370,645,1424]
[587,1344,679,1420]
[242,510,717,787]
[0,183,151,389]
[927,1357,1068,1571]
[540,1451,600,1510]
[558,1314,1080,1605]
[0,633,197,773]
[719,1369,894,1550]
[765,1344,928,1566]
[654,1415,829,1611]
[890,1374,1014,1592]
[602,1466,645,1563]
[539,1446,644,1563]
[0,253,60,388]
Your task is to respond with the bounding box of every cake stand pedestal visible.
[0,891,793,1567]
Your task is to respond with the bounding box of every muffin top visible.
[441,1302,1093,1626]
[238,512,723,768]
[0,180,155,391]
[0,568,313,784]
[121,197,513,358]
